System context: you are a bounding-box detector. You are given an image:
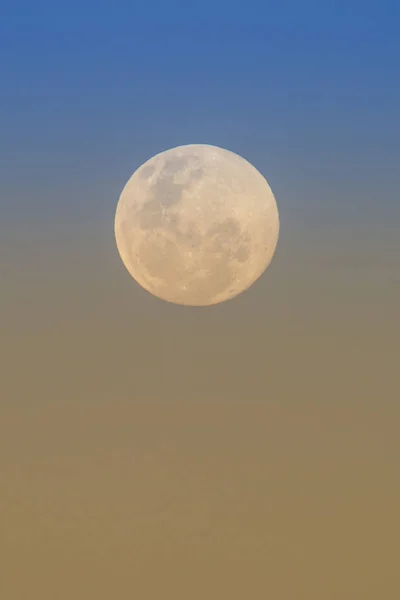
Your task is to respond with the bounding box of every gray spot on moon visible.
[207,219,248,262]
[188,167,204,182]
[138,202,163,229]
[140,164,156,178]
[139,179,184,229]
[153,178,184,208]
[207,218,240,243]
[136,160,185,227]
[199,257,234,298]
[164,156,190,174]
[236,246,249,262]
[139,158,204,232]
[139,236,186,282]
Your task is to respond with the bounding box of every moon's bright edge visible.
[114,144,280,306]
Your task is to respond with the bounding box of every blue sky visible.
[1,0,399,226]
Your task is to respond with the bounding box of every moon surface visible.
[114,144,280,306]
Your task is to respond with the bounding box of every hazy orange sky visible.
[2,218,399,598]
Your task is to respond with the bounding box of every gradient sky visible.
[1,1,399,598]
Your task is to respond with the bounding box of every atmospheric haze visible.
[2,0,400,598]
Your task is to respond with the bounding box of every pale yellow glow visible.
[114,144,279,306]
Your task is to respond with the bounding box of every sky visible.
[1,1,399,598]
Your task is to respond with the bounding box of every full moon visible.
[114,144,280,306]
